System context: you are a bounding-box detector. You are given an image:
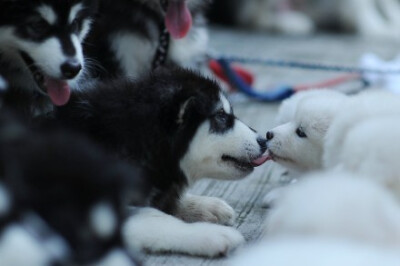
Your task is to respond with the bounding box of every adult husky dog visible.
[85,0,210,80]
[55,67,269,256]
[0,0,97,117]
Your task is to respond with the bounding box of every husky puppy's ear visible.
[176,96,195,125]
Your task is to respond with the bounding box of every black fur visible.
[55,68,222,214]
[84,0,210,80]
[0,112,144,265]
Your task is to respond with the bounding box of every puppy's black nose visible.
[266,131,274,140]
[257,137,268,153]
[61,59,82,79]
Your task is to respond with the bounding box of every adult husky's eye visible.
[26,18,50,38]
[296,127,307,138]
[71,18,82,33]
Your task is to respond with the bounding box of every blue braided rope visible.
[215,54,400,75]
[218,59,295,102]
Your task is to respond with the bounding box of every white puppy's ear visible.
[176,97,194,125]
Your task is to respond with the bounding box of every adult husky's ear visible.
[176,96,195,125]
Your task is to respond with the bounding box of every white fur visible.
[230,237,400,266]
[338,117,400,199]
[79,19,93,41]
[69,3,83,24]
[323,90,400,168]
[267,90,347,172]
[90,202,117,239]
[264,171,400,246]
[338,0,400,38]
[37,5,57,25]
[0,225,51,266]
[220,93,231,114]
[235,0,315,34]
[169,25,209,68]
[111,32,156,78]
[233,0,400,38]
[5,34,84,80]
[275,90,339,125]
[16,37,69,78]
[123,208,244,257]
[95,249,135,266]
[176,194,235,225]
[180,118,261,182]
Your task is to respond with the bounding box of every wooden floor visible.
[144,27,400,266]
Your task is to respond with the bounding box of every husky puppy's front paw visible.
[188,223,245,257]
[177,194,235,225]
[123,207,244,257]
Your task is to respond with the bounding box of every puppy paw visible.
[123,207,244,257]
[188,223,245,257]
[177,195,235,225]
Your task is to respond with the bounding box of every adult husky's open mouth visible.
[20,52,71,106]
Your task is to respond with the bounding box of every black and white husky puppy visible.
[84,0,210,80]
[0,0,97,118]
[55,67,270,256]
[0,113,143,266]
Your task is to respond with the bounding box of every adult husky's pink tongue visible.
[165,0,192,39]
[45,77,71,106]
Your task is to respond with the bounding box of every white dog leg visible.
[341,0,398,38]
[122,208,244,257]
[176,194,235,225]
[378,0,400,28]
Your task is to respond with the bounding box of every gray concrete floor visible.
[144,27,400,266]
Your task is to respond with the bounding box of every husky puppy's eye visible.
[215,108,227,121]
[26,18,50,38]
[296,127,307,138]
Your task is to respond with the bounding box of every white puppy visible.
[229,237,400,266]
[264,171,400,245]
[337,116,400,199]
[323,90,400,168]
[267,90,347,172]
[262,90,347,207]
[234,171,400,266]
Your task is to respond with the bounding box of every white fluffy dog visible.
[267,90,347,172]
[229,237,400,266]
[336,116,400,199]
[264,171,400,244]
[262,90,347,207]
[323,90,400,168]
[231,171,400,266]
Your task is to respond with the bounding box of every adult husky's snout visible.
[61,59,82,79]
[257,137,267,153]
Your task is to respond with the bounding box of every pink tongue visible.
[44,77,71,106]
[251,154,272,167]
[165,0,192,39]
